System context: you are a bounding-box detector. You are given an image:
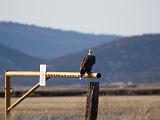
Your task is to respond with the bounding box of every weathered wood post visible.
[5,71,11,120]
[85,82,99,120]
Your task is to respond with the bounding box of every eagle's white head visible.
[88,49,94,56]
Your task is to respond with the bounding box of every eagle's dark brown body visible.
[80,54,96,77]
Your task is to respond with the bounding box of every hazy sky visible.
[0,0,160,35]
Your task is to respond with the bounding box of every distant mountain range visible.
[48,34,160,85]
[0,21,160,86]
[0,22,121,59]
[0,21,121,86]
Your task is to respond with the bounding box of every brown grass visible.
[0,96,160,120]
[98,96,160,120]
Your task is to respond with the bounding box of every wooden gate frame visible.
[4,71,101,120]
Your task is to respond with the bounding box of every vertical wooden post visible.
[5,72,11,120]
[85,82,99,120]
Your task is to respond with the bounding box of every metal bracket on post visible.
[39,64,46,86]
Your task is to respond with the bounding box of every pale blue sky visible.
[0,0,160,35]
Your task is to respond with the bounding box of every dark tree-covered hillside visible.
[0,43,45,86]
[48,34,160,85]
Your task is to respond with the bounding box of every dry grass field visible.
[0,96,160,120]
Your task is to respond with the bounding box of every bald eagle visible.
[80,49,96,79]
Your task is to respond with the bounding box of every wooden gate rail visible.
[4,71,101,120]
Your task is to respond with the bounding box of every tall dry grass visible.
[97,92,160,120]
[0,95,160,120]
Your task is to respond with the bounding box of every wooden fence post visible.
[85,82,99,120]
[5,71,11,120]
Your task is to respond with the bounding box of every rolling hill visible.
[48,34,160,85]
[1,34,160,86]
[0,43,45,86]
[0,22,121,59]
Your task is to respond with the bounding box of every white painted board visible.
[39,64,46,86]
